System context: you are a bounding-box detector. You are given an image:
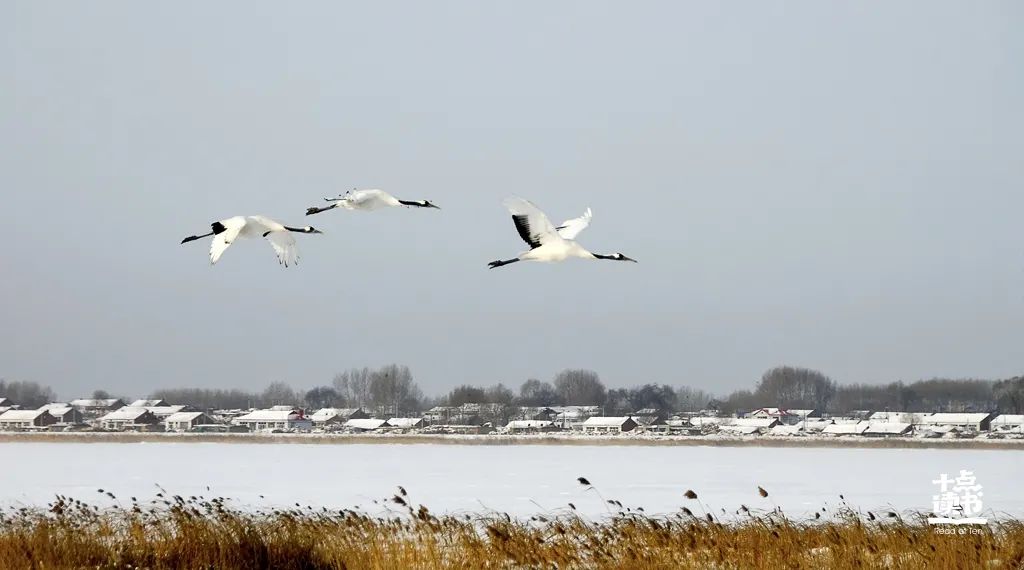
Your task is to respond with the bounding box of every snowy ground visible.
[3,442,1021,520]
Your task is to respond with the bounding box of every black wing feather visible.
[512,215,542,249]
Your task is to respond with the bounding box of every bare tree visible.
[369,364,421,416]
[304,386,342,409]
[830,378,995,414]
[260,382,298,407]
[517,379,561,406]
[755,366,836,410]
[152,388,258,410]
[553,369,607,406]
[333,368,374,409]
[627,384,676,411]
[674,386,713,412]
[720,389,759,415]
[447,385,486,406]
[994,376,1024,414]
[0,379,57,408]
[603,388,631,415]
[485,383,515,405]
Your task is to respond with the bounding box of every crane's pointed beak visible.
[623,256,637,263]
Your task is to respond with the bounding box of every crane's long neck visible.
[284,226,315,233]
[182,221,227,244]
[398,199,426,207]
[592,252,636,263]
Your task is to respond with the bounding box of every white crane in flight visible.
[180,215,322,267]
[306,188,439,216]
[487,198,636,269]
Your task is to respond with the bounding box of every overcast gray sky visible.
[2,1,1021,400]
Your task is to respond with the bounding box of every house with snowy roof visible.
[732,418,779,429]
[129,399,169,408]
[919,413,994,432]
[145,405,193,420]
[40,405,83,425]
[0,409,58,429]
[748,408,819,425]
[665,419,703,435]
[748,407,793,419]
[516,407,559,421]
[310,407,368,426]
[70,398,126,418]
[580,416,638,433]
[386,417,424,429]
[506,420,559,433]
[344,418,388,432]
[822,422,869,436]
[164,411,216,432]
[233,408,312,432]
[862,422,912,437]
[768,424,803,437]
[688,416,728,429]
[990,414,1024,433]
[768,419,830,436]
[868,411,930,425]
[791,419,831,432]
[423,406,457,423]
[629,408,668,427]
[718,424,763,436]
[712,417,777,435]
[97,407,160,431]
[566,405,604,416]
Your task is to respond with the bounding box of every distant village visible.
[0,396,1022,440]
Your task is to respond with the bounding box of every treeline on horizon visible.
[3,366,1024,417]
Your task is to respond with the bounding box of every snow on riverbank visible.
[3,441,1022,520]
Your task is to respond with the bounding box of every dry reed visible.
[0,485,1020,569]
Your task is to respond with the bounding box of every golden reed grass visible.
[1,488,1021,569]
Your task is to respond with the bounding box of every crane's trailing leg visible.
[306,203,338,216]
[488,258,520,269]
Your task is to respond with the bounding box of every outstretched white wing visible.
[209,216,246,265]
[502,197,562,249]
[246,215,301,267]
[264,230,299,267]
[556,208,592,240]
[341,189,397,211]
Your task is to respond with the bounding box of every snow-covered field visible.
[3,442,1022,519]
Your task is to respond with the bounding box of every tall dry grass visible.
[1,485,1021,569]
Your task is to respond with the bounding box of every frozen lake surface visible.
[3,442,1022,519]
